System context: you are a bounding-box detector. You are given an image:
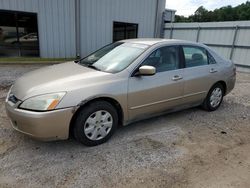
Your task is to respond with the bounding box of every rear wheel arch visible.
[202,81,225,111]
[214,81,227,96]
[69,97,124,138]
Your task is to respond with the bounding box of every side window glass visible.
[207,51,217,64]
[142,46,179,73]
[183,46,208,68]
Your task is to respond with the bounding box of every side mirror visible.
[138,65,156,76]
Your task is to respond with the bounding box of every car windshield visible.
[79,42,149,73]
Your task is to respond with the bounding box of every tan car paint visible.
[5,39,236,141]
[6,103,73,140]
[128,68,184,121]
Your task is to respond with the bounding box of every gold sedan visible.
[5,39,236,146]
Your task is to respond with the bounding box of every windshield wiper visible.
[74,59,80,63]
[75,59,100,71]
[86,64,100,71]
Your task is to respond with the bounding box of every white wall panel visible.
[172,30,197,41]
[199,29,234,45]
[233,48,250,66]
[79,0,158,57]
[236,29,250,46]
[209,47,231,60]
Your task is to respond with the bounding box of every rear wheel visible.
[202,83,224,111]
[73,101,118,146]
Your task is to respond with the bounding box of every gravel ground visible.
[0,64,250,188]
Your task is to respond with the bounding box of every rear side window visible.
[183,46,208,68]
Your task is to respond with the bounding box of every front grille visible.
[8,94,19,104]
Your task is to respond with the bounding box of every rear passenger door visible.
[182,45,219,105]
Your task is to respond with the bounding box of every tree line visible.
[175,1,250,22]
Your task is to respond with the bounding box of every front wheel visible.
[73,101,118,146]
[202,83,224,111]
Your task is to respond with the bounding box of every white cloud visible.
[166,0,247,16]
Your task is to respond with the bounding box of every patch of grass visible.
[0,57,76,64]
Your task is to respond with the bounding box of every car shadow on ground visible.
[17,106,204,152]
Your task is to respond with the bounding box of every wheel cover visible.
[84,110,113,141]
[210,87,223,108]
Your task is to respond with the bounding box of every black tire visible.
[202,83,224,111]
[73,101,118,146]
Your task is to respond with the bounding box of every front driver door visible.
[128,45,184,121]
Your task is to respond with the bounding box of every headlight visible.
[19,92,66,111]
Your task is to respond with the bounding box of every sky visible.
[166,0,248,17]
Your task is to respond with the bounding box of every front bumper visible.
[5,101,74,141]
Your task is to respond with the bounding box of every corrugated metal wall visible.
[164,21,250,67]
[79,0,157,57]
[0,0,162,58]
[0,0,76,58]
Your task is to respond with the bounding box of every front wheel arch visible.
[68,97,123,139]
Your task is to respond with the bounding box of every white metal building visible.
[164,8,176,23]
[0,0,166,58]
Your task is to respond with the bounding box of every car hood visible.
[11,61,111,100]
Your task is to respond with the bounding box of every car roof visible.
[122,38,226,64]
[121,38,201,47]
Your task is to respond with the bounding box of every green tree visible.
[175,1,250,22]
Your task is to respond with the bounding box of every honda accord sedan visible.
[5,39,236,146]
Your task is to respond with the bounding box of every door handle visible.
[210,68,217,73]
[172,75,183,81]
